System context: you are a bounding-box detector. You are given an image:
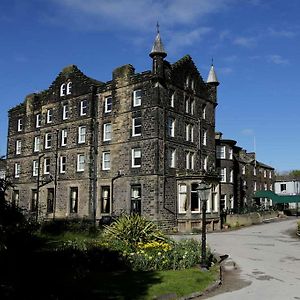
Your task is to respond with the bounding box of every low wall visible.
[226,211,279,228]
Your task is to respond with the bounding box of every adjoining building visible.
[216,132,275,213]
[6,30,221,231]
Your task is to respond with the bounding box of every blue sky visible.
[0,0,299,172]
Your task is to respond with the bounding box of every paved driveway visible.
[174,217,300,299]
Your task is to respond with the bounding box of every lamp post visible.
[197,181,211,269]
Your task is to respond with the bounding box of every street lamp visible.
[197,181,211,269]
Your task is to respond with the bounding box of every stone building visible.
[6,30,221,231]
[216,132,275,213]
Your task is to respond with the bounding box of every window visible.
[243,180,247,187]
[242,165,246,175]
[70,187,78,213]
[220,167,226,182]
[17,118,22,132]
[230,169,233,183]
[61,129,67,146]
[185,76,189,88]
[66,82,72,95]
[132,148,141,168]
[186,152,194,170]
[16,140,21,154]
[31,190,37,212]
[103,123,112,141]
[254,182,257,191]
[229,195,234,209]
[14,163,20,178]
[264,183,267,190]
[12,190,19,207]
[167,117,175,137]
[131,185,141,215]
[34,136,40,152]
[203,130,207,146]
[33,160,38,177]
[270,184,273,191]
[102,151,110,170]
[36,114,41,128]
[46,109,53,124]
[178,184,187,213]
[220,194,226,210]
[45,133,52,149]
[216,146,225,159]
[60,156,66,173]
[77,154,85,172]
[191,183,200,212]
[169,148,176,168]
[229,148,233,160]
[104,96,112,113]
[264,170,267,177]
[101,186,110,213]
[190,100,195,115]
[185,98,190,113]
[44,158,50,174]
[62,103,69,120]
[80,99,88,116]
[191,79,195,90]
[60,83,66,96]
[170,92,175,107]
[132,117,142,136]
[78,126,86,144]
[185,124,194,142]
[269,171,272,179]
[202,105,206,119]
[280,184,286,192]
[133,89,142,107]
[47,188,54,213]
[203,156,208,171]
[253,167,257,176]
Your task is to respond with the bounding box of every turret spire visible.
[207,59,219,86]
[149,22,167,58]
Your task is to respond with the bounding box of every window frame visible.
[80,99,88,116]
[16,140,21,155]
[66,82,72,95]
[61,129,67,146]
[103,123,112,141]
[36,114,41,128]
[46,109,53,124]
[132,117,142,137]
[102,151,111,170]
[178,184,187,213]
[17,118,22,132]
[70,187,78,214]
[167,117,175,137]
[14,163,20,178]
[33,160,38,177]
[60,83,66,96]
[34,136,40,152]
[78,126,86,144]
[132,148,141,168]
[45,133,52,149]
[220,167,226,182]
[133,89,142,107]
[60,156,66,174]
[77,154,85,172]
[104,96,112,113]
[44,157,50,175]
[62,103,69,120]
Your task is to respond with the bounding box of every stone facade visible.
[216,132,275,213]
[6,32,220,231]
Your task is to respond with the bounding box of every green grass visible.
[78,266,219,300]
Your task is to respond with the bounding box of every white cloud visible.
[267,54,289,65]
[241,129,254,136]
[233,36,257,47]
[219,67,233,74]
[268,28,297,38]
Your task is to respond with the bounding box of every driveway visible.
[174,217,300,299]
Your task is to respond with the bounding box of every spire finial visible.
[211,57,214,66]
[156,22,160,34]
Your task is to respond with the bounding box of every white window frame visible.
[14,163,20,178]
[102,151,111,170]
[132,117,142,136]
[230,169,233,183]
[170,92,175,107]
[17,118,22,132]
[216,146,225,159]
[185,98,190,113]
[264,170,267,177]
[103,123,112,141]
[33,160,38,177]
[45,133,52,149]
[46,109,53,124]
[132,148,141,168]
[203,156,208,171]
[242,165,246,175]
[77,154,85,172]
[178,184,187,213]
[61,129,67,146]
[78,126,86,144]
[269,171,272,179]
[60,156,66,174]
[36,114,41,128]
[62,103,69,120]
[80,99,87,116]
[34,136,40,152]
[44,158,50,175]
[60,83,66,96]
[169,149,176,168]
[190,100,195,115]
[254,181,257,191]
[66,82,72,95]
[133,89,142,107]
[202,105,206,119]
[220,167,226,182]
[185,124,190,141]
[229,148,233,159]
[203,130,207,146]
[254,167,257,176]
[16,140,21,154]
[185,152,194,170]
[104,96,112,113]
[167,117,175,137]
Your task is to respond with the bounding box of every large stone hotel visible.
[6,31,221,231]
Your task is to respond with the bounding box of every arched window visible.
[60,83,66,96]
[67,81,72,95]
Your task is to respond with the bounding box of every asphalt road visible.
[202,217,300,299]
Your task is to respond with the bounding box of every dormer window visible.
[60,83,66,96]
[17,118,23,132]
[67,82,72,95]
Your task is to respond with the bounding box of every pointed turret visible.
[207,62,219,86]
[149,23,167,58]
